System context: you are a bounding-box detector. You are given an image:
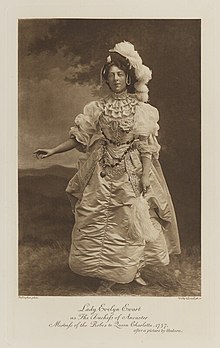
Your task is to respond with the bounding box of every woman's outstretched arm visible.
[33,137,79,159]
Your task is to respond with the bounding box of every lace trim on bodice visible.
[99,92,138,136]
[100,91,138,119]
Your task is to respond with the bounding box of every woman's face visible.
[107,65,127,93]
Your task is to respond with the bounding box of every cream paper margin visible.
[1,0,220,347]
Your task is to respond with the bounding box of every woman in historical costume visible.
[34,41,181,292]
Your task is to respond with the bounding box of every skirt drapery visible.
[66,145,180,284]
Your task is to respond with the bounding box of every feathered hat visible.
[107,41,152,102]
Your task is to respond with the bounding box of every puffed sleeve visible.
[69,101,102,147]
[133,103,161,159]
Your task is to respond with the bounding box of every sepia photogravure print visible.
[18,19,201,297]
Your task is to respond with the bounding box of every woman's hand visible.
[140,173,151,195]
[33,148,55,159]
[33,139,78,159]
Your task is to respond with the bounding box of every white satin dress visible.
[66,91,180,284]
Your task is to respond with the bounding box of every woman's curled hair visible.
[101,52,137,93]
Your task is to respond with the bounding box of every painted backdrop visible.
[18,19,201,247]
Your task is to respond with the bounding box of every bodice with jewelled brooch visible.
[99,91,139,145]
[68,91,161,185]
[97,91,139,178]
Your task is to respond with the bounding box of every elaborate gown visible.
[66,91,180,284]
